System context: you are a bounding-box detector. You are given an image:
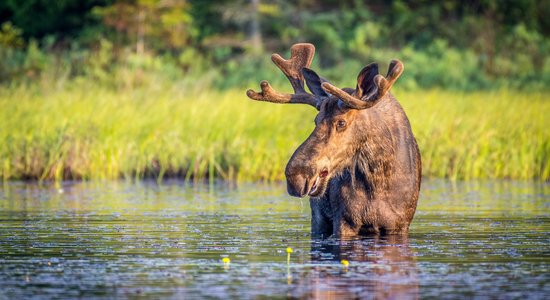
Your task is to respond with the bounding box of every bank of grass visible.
[0,82,548,182]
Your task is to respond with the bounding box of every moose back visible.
[247,43,421,238]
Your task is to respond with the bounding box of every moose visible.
[247,43,421,237]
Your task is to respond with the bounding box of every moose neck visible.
[348,108,397,198]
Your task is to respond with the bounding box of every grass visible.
[0,81,548,182]
[401,89,549,180]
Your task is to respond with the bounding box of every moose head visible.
[247,43,421,237]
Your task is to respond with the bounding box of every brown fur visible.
[288,92,421,237]
[247,43,421,238]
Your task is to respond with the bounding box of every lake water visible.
[0,179,548,299]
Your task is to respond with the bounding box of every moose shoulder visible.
[247,43,421,238]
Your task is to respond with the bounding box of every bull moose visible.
[246,43,421,237]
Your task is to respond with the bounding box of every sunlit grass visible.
[0,82,548,181]
[397,89,549,181]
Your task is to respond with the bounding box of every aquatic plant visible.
[286,247,293,264]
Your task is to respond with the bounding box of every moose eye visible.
[336,120,347,130]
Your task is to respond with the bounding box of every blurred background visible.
[1,0,549,89]
[0,0,548,182]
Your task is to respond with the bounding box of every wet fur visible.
[307,93,421,238]
[246,43,420,238]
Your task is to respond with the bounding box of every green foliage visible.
[399,89,550,180]
[1,1,549,90]
[92,0,194,53]
[0,22,25,81]
[0,82,548,182]
[398,40,487,90]
[0,22,23,48]
[0,1,548,183]
[0,0,112,39]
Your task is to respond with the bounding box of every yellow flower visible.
[222,257,230,264]
[340,259,349,266]
[286,247,293,254]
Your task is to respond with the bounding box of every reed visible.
[0,83,548,181]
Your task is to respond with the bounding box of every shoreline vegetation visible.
[1,1,549,182]
[1,82,548,182]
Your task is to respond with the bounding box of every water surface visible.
[0,180,549,299]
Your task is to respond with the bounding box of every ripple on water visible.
[0,179,548,299]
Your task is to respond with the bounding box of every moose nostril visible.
[286,173,309,198]
[301,178,309,198]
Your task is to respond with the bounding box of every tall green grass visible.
[0,83,548,182]
[398,90,549,180]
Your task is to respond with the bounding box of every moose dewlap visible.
[246,43,421,238]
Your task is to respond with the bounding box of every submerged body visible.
[307,94,421,237]
[247,43,421,238]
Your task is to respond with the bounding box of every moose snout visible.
[286,172,309,198]
[285,160,316,198]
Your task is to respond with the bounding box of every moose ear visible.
[356,63,379,99]
[302,67,330,98]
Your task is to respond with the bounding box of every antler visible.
[321,60,404,110]
[246,43,318,107]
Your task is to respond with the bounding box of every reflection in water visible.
[298,236,418,299]
[0,179,548,298]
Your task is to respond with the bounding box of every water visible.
[0,179,548,299]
